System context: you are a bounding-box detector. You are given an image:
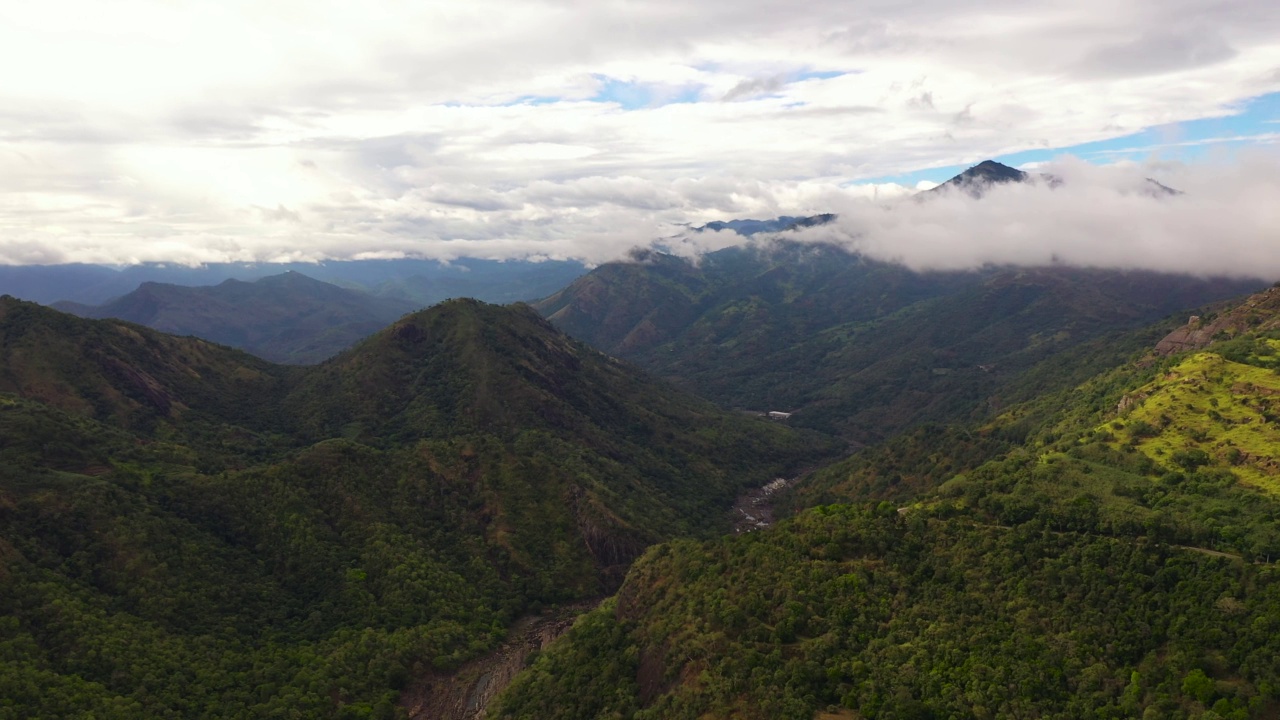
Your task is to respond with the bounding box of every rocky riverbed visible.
[731,476,792,533]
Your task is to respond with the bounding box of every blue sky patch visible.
[590,75,704,109]
[508,95,562,106]
[863,91,1280,186]
[792,70,847,82]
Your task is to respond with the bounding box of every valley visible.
[0,294,830,719]
[4,0,1280,711]
[401,601,596,720]
[2,164,1279,720]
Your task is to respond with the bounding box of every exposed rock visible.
[1154,287,1280,356]
[731,476,793,533]
[1116,393,1148,413]
[400,602,596,720]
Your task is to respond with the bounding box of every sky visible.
[0,0,1278,273]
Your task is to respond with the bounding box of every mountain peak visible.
[955,159,1028,184]
[926,159,1030,198]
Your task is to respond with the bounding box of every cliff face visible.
[1154,285,1280,356]
[401,603,595,720]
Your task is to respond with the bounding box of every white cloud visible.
[0,0,1278,266]
[778,154,1280,279]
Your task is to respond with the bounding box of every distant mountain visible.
[927,159,1182,198]
[0,257,588,306]
[932,158,1030,196]
[1144,177,1182,197]
[368,261,588,307]
[53,271,419,364]
[536,241,1266,442]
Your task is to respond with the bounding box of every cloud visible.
[722,74,789,101]
[776,154,1280,279]
[0,1,1279,267]
[1072,30,1238,79]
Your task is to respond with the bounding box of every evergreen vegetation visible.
[494,288,1280,720]
[536,241,1263,441]
[0,295,831,719]
[6,271,1280,720]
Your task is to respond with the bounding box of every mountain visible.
[694,214,837,236]
[0,294,290,436]
[536,240,1266,442]
[282,300,838,541]
[926,159,1181,199]
[367,261,589,308]
[0,263,123,305]
[54,271,419,364]
[493,291,1280,720]
[0,295,835,718]
[931,158,1030,196]
[0,257,588,306]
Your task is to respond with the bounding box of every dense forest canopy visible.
[3,267,1279,720]
[0,296,829,719]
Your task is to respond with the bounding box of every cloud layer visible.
[767,155,1280,280]
[0,0,1278,267]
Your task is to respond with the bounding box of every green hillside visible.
[495,501,1280,720]
[537,242,1264,441]
[0,295,292,440]
[0,296,833,719]
[494,426,1280,720]
[1104,345,1280,495]
[494,288,1280,720]
[7,272,1280,720]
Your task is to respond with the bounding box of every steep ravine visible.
[400,602,597,720]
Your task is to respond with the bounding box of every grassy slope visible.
[1103,346,1280,495]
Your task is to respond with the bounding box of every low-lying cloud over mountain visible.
[651,154,1280,279]
[4,153,1277,279]
[826,156,1279,278]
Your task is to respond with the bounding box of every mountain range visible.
[3,159,1279,720]
[53,271,420,364]
[0,257,589,307]
[495,283,1280,720]
[0,294,833,718]
[536,240,1264,442]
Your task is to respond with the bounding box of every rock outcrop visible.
[1154,286,1280,356]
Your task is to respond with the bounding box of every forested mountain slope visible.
[537,241,1264,442]
[0,295,292,437]
[496,501,1280,720]
[0,296,833,719]
[494,286,1280,720]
